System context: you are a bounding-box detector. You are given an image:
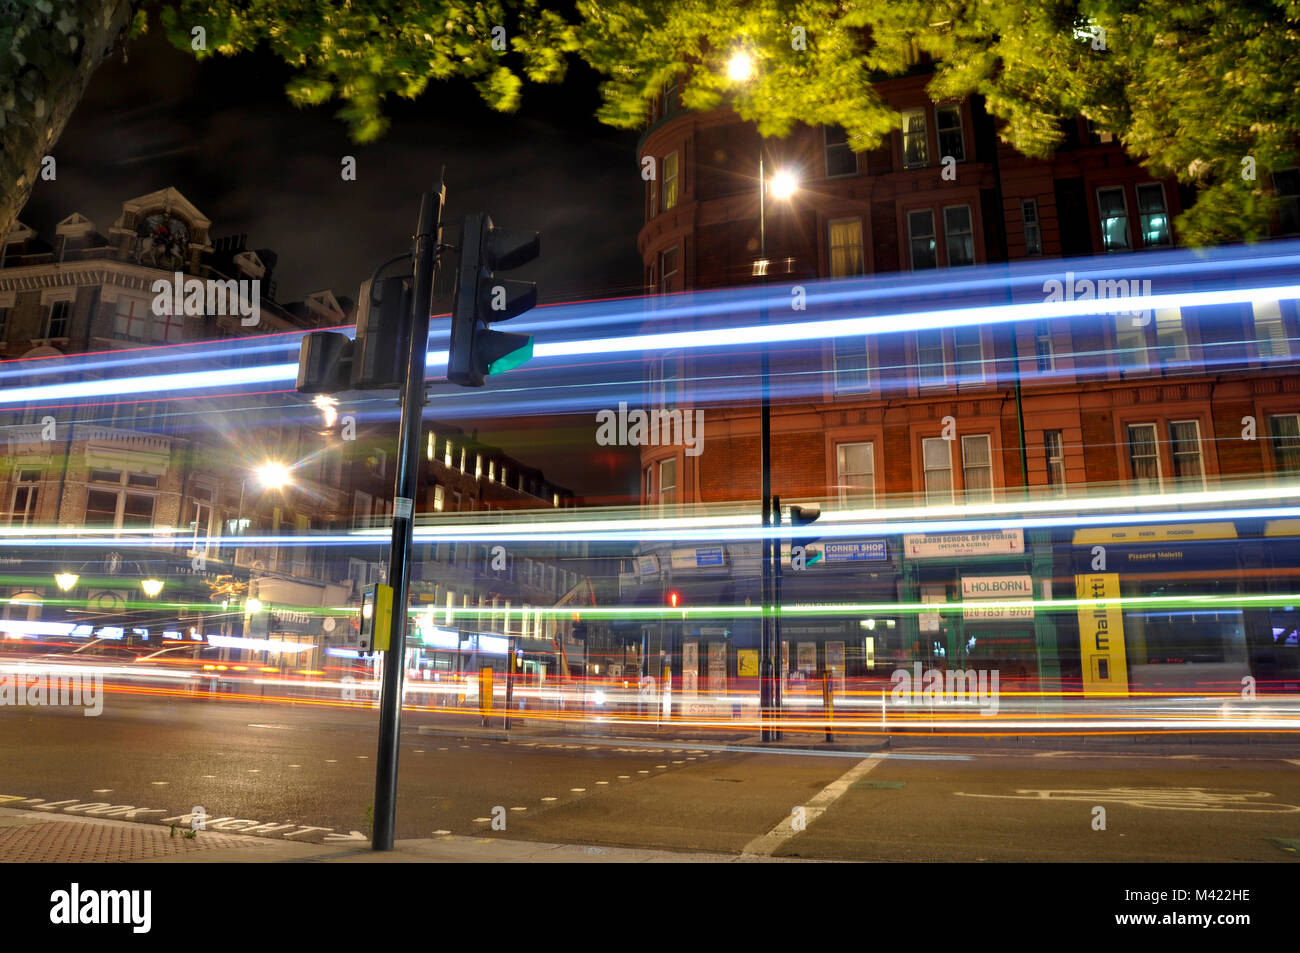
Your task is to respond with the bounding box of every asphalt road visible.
[2,693,1299,860]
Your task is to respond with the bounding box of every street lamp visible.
[726,49,756,83]
[254,460,293,490]
[54,573,79,592]
[140,578,165,598]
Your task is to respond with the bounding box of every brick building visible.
[624,77,1300,698]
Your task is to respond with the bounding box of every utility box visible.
[359,583,394,652]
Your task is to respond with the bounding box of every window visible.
[1155,308,1190,364]
[944,206,974,266]
[824,125,858,177]
[836,442,874,506]
[444,440,453,468]
[459,447,467,473]
[1021,199,1042,256]
[954,326,984,383]
[833,337,870,393]
[917,329,946,387]
[1097,187,1130,251]
[352,490,372,528]
[452,490,462,511]
[1273,169,1300,235]
[643,465,653,505]
[901,108,929,168]
[649,354,678,408]
[1136,183,1171,247]
[488,460,496,482]
[1270,414,1300,475]
[935,104,964,161]
[1035,320,1055,372]
[151,308,184,342]
[922,437,953,504]
[1252,301,1291,360]
[10,468,40,526]
[1127,423,1162,491]
[433,484,444,512]
[84,483,154,530]
[659,246,680,293]
[1045,430,1066,495]
[1115,314,1149,371]
[189,496,213,554]
[44,299,70,338]
[475,454,483,479]
[426,431,435,461]
[658,458,677,513]
[908,210,937,270]
[662,151,679,211]
[0,307,8,337]
[1168,420,1205,488]
[828,218,864,277]
[961,435,993,501]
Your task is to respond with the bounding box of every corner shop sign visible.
[904,530,1024,559]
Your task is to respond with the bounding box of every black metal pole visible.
[372,181,445,851]
[757,145,775,742]
[772,494,782,741]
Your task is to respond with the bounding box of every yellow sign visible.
[737,649,759,677]
[1074,573,1129,697]
[1265,519,1300,537]
[1072,522,1237,545]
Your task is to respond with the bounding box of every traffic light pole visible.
[372,181,445,851]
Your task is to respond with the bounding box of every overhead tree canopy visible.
[2,1,1297,248]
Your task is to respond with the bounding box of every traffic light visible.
[296,330,352,394]
[447,211,540,387]
[787,504,822,571]
[350,275,411,390]
[667,590,682,608]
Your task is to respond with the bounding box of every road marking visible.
[655,765,667,769]
[151,781,168,786]
[617,775,630,779]
[742,756,885,857]
[541,797,557,802]
[637,770,650,774]
[203,775,217,779]
[596,781,609,785]
[325,759,338,763]
[672,760,685,764]
[432,829,451,835]
[288,764,301,769]
[325,830,367,842]
[356,756,368,760]
[473,817,491,823]
[954,787,1300,813]
[570,788,586,792]
[510,807,527,812]
[248,724,293,730]
[247,769,260,773]
[1285,760,1300,768]
[93,789,112,794]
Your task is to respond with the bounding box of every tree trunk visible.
[0,0,138,241]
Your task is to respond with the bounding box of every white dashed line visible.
[570,788,586,792]
[151,781,168,786]
[510,807,527,812]
[432,829,451,835]
[742,756,884,857]
[92,789,111,794]
[541,797,558,802]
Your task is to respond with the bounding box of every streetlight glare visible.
[726,50,755,83]
[246,597,264,614]
[140,578,164,598]
[54,573,79,592]
[769,169,799,200]
[255,461,293,489]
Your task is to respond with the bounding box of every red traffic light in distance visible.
[668,590,682,608]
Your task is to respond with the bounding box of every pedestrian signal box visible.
[360,583,394,652]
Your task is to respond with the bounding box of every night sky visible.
[22,25,644,306]
[19,24,648,499]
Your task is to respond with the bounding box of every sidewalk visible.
[0,807,798,863]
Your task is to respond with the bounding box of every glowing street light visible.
[254,461,293,490]
[246,597,264,614]
[54,573,79,592]
[768,168,799,201]
[726,49,755,83]
[141,578,165,598]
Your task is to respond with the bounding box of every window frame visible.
[1096,185,1131,252]
[823,125,858,178]
[828,217,865,278]
[836,441,875,507]
[1021,199,1043,256]
[907,208,937,271]
[935,103,965,162]
[901,107,930,169]
[1167,418,1207,490]
[922,436,954,505]
[1135,182,1172,248]
[1126,422,1164,492]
